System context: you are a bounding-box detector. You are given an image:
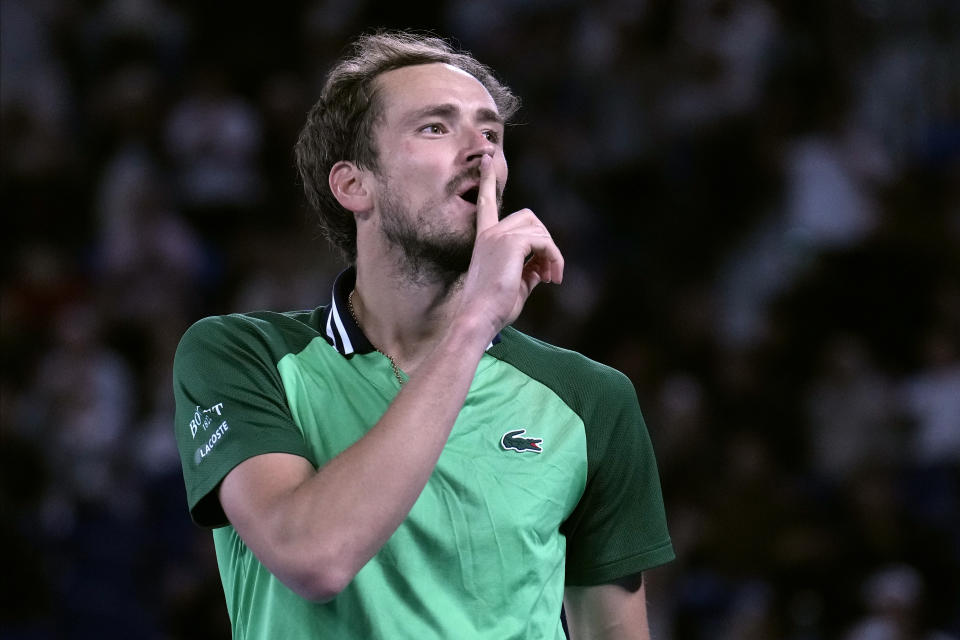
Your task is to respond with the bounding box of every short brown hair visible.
[294,31,520,263]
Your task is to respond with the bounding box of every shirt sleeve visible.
[561,369,675,585]
[173,314,315,527]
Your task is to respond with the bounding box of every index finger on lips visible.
[476,154,498,234]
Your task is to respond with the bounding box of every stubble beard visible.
[378,169,499,288]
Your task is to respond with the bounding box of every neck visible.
[351,257,465,373]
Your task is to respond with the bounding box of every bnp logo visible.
[500,429,543,454]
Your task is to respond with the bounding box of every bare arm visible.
[219,154,563,602]
[564,574,651,640]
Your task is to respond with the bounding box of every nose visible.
[461,127,497,165]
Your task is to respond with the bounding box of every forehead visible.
[374,63,499,121]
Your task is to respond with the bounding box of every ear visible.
[329,161,373,214]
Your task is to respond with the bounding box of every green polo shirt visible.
[173,268,673,639]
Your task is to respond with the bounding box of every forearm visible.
[294,317,488,570]
[221,314,492,600]
[564,578,650,640]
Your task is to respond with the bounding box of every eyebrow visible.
[405,103,504,127]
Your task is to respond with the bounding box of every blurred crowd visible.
[1,0,958,638]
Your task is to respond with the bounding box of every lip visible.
[454,181,480,210]
[453,193,477,213]
[455,181,480,197]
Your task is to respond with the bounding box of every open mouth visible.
[458,186,479,205]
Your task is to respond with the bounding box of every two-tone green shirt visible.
[174,268,674,639]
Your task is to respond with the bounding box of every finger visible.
[493,208,541,231]
[520,264,543,297]
[508,232,564,285]
[536,239,563,285]
[540,245,563,285]
[490,207,565,284]
[475,154,498,234]
[543,247,564,285]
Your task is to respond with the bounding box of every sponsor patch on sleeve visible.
[188,402,231,464]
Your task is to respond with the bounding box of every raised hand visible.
[458,154,564,340]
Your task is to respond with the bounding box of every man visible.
[174,31,674,639]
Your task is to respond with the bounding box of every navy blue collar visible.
[320,267,500,356]
[320,267,373,355]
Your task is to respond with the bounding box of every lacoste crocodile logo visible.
[500,429,543,453]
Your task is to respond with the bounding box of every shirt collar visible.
[322,267,374,356]
[321,266,501,357]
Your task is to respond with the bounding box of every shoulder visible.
[179,308,324,343]
[489,327,638,420]
[176,308,328,364]
[492,326,634,390]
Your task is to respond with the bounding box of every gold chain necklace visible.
[348,289,405,385]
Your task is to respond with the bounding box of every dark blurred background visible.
[2,1,958,638]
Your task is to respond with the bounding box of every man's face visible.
[367,63,508,278]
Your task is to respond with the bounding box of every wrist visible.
[442,313,497,357]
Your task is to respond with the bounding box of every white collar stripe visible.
[325,308,336,343]
[330,297,354,355]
